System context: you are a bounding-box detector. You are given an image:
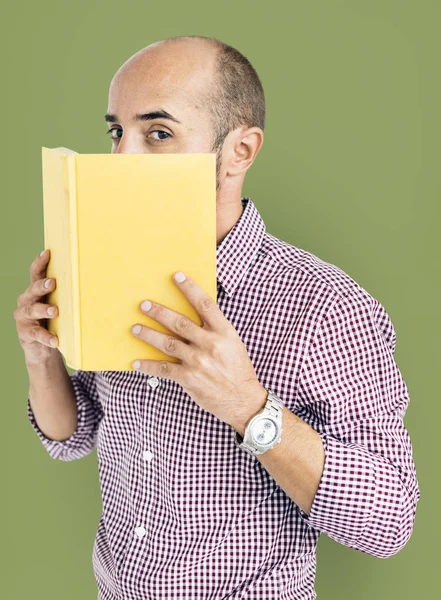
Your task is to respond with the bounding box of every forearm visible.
[26,351,78,442]
[234,401,419,558]
[234,403,325,515]
[256,406,325,514]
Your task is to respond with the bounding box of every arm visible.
[248,291,421,559]
[27,351,103,461]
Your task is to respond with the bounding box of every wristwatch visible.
[234,388,284,456]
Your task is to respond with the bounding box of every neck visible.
[216,198,244,247]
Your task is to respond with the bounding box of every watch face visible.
[251,418,278,446]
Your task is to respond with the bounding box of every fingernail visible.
[141,300,152,312]
[174,272,186,283]
[44,278,52,288]
[40,250,46,257]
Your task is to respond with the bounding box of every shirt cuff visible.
[27,373,102,461]
[297,432,376,544]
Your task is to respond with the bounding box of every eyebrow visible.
[104,110,182,125]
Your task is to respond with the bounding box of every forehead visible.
[110,47,212,100]
[107,43,217,127]
[108,72,208,123]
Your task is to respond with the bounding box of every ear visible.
[225,126,264,178]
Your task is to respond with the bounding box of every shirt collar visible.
[216,197,266,297]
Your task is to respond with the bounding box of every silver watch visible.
[234,389,284,456]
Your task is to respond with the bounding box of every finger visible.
[18,275,56,308]
[172,271,224,331]
[30,249,50,285]
[17,322,58,348]
[131,358,183,382]
[132,324,191,362]
[139,299,206,346]
[14,302,58,322]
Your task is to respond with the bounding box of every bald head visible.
[106,35,265,192]
[111,37,219,112]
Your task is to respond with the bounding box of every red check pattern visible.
[27,197,420,599]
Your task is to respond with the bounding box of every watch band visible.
[234,388,284,456]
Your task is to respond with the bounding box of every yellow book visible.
[41,146,217,371]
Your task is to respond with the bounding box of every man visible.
[18,35,420,599]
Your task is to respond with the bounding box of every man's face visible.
[105,42,223,188]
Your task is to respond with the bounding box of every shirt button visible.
[135,526,146,538]
[143,450,153,461]
[148,376,160,389]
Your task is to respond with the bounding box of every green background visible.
[2,0,438,598]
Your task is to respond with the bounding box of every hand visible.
[14,249,59,366]
[130,271,268,433]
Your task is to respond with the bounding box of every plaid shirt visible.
[28,197,420,600]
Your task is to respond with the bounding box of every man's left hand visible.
[130,271,267,434]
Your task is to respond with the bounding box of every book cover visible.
[41,147,217,371]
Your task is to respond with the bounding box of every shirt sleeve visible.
[27,369,104,461]
[295,290,421,559]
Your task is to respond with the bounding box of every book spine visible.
[66,155,82,369]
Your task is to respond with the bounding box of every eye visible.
[105,128,172,142]
[147,130,172,142]
[106,128,122,140]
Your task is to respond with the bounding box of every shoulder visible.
[261,232,397,354]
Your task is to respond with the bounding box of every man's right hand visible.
[14,249,60,366]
